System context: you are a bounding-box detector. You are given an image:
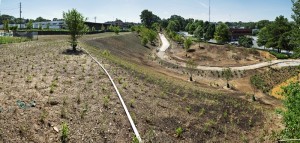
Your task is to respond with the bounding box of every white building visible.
[33,21,65,29]
[0,20,65,30]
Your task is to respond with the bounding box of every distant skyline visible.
[0,0,294,23]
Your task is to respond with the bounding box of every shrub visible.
[141,37,148,46]
[269,51,289,59]
[281,82,300,139]
[184,38,193,51]
[175,127,183,138]
[61,122,69,143]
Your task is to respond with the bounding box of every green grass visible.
[0,36,30,44]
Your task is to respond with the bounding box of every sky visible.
[0,0,294,23]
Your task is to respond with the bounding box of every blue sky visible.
[0,0,293,23]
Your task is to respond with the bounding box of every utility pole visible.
[19,2,22,29]
[209,0,211,22]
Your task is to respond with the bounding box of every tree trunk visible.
[227,80,230,88]
[189,75,193,82]
[72,43,77,51]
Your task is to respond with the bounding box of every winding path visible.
[158,34,300,71]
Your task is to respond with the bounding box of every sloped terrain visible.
[0,33,281,142]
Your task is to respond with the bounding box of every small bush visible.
[61,122,69,143]
[175,127,183,138]
[141,37,148,46]
[269,51,289,59]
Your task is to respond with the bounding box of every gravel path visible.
[157,34,300,71]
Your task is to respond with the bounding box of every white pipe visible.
[82,48,143,142]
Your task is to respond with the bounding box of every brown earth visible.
[168,41,276,67]
[0,33,282,142]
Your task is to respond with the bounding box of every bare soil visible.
[0,33,283,142]
[84,33,283,142]
[168,42,276,67]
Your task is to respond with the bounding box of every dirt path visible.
[158,34,300,71]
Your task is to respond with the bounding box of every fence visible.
[0,32,13,37]
[13,31,38,40]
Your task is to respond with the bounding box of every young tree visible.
[147,29,157,45]
[281,82,300,139]
[151,22,161,32]
[167,20,177,32]
[26,20,33,30]
[186,59,197,81]
[214,23,230,44]
[184,38,193,52]
[113,26,120,35]
[250,75,265,100]
[46,23,50,30]
[194,25,204,47]
[141,37,148,47]
[38,23,43,30]
[222,68,233,88]
[3,19,9,32]
[63,9,87,51]
[101,24,106,31]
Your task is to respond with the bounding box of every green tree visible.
[188,23,197,35]
[26,20,33,30]
[152,22,161,32]
[174,34,184,44]
[184,38,193,52]
[214,23,230,44]
[185,23,191,32]
[63,9,87,51]
[38,23,43,30]
[167,20,177,32]
[46,23,50,30]
[250,75,265,97]
[265,16,291,53]
[169,15,186,31]
[3,19,9,32]
[141,37,148,47]
[256,20,271,29]
[291,0,300,49]
[109,25,121,35]
[238,36,253,48]
[35,16,49,22]
[194,25,204,47]
[222,68,233,88]
[140,10,160,28]
[257,27,269,48]
[281,82,300,139]
[279,32,294,52]
[204,23,215,41]
[147,29,157,45]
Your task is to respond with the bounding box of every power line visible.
[19,2,21,29]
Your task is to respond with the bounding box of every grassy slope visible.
[0,32,281,142]
[83,33,278,142]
